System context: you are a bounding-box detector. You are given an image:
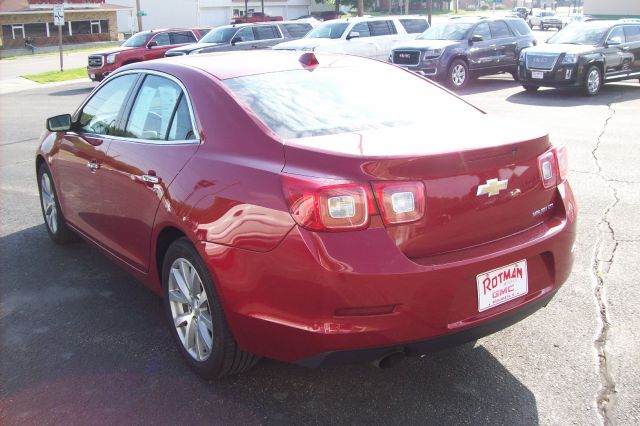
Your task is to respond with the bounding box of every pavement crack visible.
[591,103,618,426]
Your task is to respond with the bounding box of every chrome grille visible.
[393,50,420,66]
[525,54,559,71]
[88,55,103,68]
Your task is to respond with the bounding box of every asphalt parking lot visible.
[1,63,640,424]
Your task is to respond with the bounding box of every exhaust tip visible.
[373,351,405,369]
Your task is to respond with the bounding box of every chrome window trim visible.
[74,69,201,145]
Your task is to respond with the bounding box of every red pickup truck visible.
[230,12,284,24]
[87,28,206,82]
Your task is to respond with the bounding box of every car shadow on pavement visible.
[506,82,640,107]
[48,86,94,97]
[455,76,521,96]
[0,225,539,425]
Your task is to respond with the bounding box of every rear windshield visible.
[306,22,349,39]
[224,65,480,139]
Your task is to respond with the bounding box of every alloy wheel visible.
[587,68,601,95]
[40,173,58,234]
[168,257,214,361]
[451,64,466,87]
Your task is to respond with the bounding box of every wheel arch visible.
[155,225,188,287]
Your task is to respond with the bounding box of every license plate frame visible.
[476,260,528,312]
[531,71,544,79]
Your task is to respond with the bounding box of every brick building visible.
[0,0,130,50]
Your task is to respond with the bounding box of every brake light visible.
[371,181,425,225]
[282,175,375,231]
[537,146,569,189]
[555,145,569,182]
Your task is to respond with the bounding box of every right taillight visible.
[555,145,569,182]
[371,181,425,225]
[538,146,569,189]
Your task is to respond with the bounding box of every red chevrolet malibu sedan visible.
[37,51,577,378]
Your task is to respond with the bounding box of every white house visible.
[109,0,315,33]
[584,0,640,19]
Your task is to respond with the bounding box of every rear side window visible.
[508,19,532,36]
[350,22,371,38]
[623,25,640,42]
[399,19,428,34]
[125,75,185,141]
[254,25,280,40]
[490,21,513,38]
[79,74,138,135]
[369,20,397,36]
[171,31,197,44]
[168,96,195,141]
[282,23,312,38]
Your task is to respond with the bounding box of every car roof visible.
[149,50,385,80]
[328,15,426,23]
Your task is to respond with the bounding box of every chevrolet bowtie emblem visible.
[476,178,508,197]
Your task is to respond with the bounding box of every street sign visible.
[53,4,64,26]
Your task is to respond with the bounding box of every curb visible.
[0,77,93,95]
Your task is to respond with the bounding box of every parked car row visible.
[87,17,640,96]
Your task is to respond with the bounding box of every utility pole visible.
[357,0,364,17]
[136,0,143,31]
[427,0,432,25]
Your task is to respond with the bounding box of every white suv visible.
[272,16,429,61]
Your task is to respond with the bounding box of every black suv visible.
[390,17,536,89]
[519,20,640,96]
[165,21,312,56]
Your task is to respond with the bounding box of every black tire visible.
[522,84,539,92]
[582,65,602,96]
[447,58,469,90]
[162,237,260,379]
[541,25,546,31]
[37,163,78,244]
[510,71,519,81]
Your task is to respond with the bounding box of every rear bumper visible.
[297,287,557,367]
[198,181,577,364]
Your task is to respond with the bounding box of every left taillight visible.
[538,145,569,189]
[282,175,375,231]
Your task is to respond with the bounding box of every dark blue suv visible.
[390,17,536,89]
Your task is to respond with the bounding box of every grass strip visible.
[22,67,88,83]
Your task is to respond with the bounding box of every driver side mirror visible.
[231,36,242,45]
[147,41,158,48]
[47,114,72,132]
[347,31,360,40]
[470,35,484,43]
